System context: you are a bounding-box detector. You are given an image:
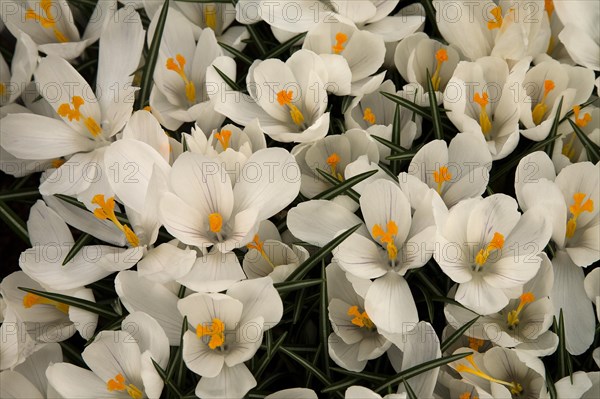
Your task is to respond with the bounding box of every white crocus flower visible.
[445,254,558,356]
[520,60,595,141]
[553,0,600,70]
[149,9,228,132]
[408,133,492,208]
[326,262,390,372]
[177,278,283,399]
[444,56,530,160]
[0,31,37,107]
[46,312,169,399]
[303,18,386,96]
[515,152,599,354]
[266,388,317,399]
[552,104,600,172]
[0,8,145,201]
[0,342,61,398]
[433,194,552,315]
[433,0,550,64]
[214,49,335,143]
[0,0,116,60]
[0,305,36,370]
[394,32,460,103]
[159,148,300,252]
[243,237,309,283]
[345,80,419,162]
[552,372,599,399]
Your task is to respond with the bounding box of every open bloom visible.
[433,194,551,315]
[214,49,332,143]
[0,31,37,107]
[552,104,599,172]
[553,0,600,70]
[243,236,309,283]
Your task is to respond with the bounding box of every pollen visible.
[197,318,225,350]
[276,90,305,127]
[215,129,232,150]
[0,83,6,96]
[247,234,276,268]
[22,293,69,314]
[431,48,448,91]
[532,79,555,125]
[487,6,503,30]
[204,3,218,30]
[57,96,102,137]
[433,166,452,194]
[456,355,523,396]
[545,0,554,18]
[326,153,344,181]
[25,0,69,43]
[372,220,399,261]
[474,91,492,135]
[166,54,196,103]
[363,107,376,125]
[573,105,592,128]
[332,32,348,54]
[566,192,594,238]
[91,194,140,247]
[347,305,374,329]
[468,337,484,352]
[474,232,504,268]
[507,292,535,328]
[208,213,223,233]
[106,373,143,399]
[51,158,65,169]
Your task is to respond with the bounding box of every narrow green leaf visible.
[315,169,359,202]
[274,279,323,293]
[381,92,455,132]
[415,283,434,323]
[254,331,288,380]
[314,169,378,202]
[386,152,418,161]
[420,0,440,36]
[546,367,557,399]
[59,341,86,368]
[279,347,332,386]
[0,189,40,202]
[341,95,354,114]
[370,131,410,154]
[329,367,386,382]
[283,224,362,283]
[440,316,480,353]
[320,261,330,377]
[265,32,307,59]
[18,287,119,318]
[292,289,307,324]
[556,310,573,381]
[138,0,169,108]
[0,200,29,244]
[545,97,563,156]
[321,377,361,393]
[218,41,254,65]
[403,379,418,399]
[152,358,184,398]
[568,118,600,163]
[391,104,402,173]
[375,352,471,393]
[426,69,443,140]
[62,233,93,266]
[213,65,242,91]
[246,23,267,56]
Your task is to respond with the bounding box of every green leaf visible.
[440,316,480,353]
[0,189,40,202]
[546,366,557,399]
[218,41,254,65]
[320,261,330,377]
[137,0,169,109]
[556,309,573,381]
[403,379,418,399]
[391,104,403,173]
[0,200,29,244]
[321,377,361,393]
[375,352,471,393]
[329,367,386,382]
[314,169,378,203]
[265,32,307,59]
[381,92,454,132]
[246,23,267,56]
[166,316,187,390]
[274,279,323,293]
[62,233,93,266]
[568,118,600,163]
[279,347,332,386]
[315,169,358,202]
[18,287,119,318]
[426,69,443,140]
[369,130,410,154]
[420,0,440,36]
[341,95,354,114]
[213,65,242,91]
[386,152,418,161]
[414,283,435,323]
[254,331,288,380]
[152,358,184,398]
[283,224,362,283]
[545,97,563,157]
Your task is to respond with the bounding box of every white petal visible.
[226,277,283,330]
[194,363,256,399]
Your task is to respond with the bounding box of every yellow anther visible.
[91,195,140,247]
[347,305,374,329]
[208,213,223,233]
[0,83,6,96]
[468,337,484,352]
[58,96,102,137]
[545,0,554,18]
[487,6,503,30]
[562,133,577,160]
[214,129,232,150]
[143,106,152,112]
[326,153,344,181]
[474,232,504,267]
[51,158,65,169]
[363,107,376,125]
[431,48,448,91]
[204,3,218,30]
[507,292,535,328]
[532,80,556,125]
[106,373,143,399]
[433,166,452,194]
[459,392,479,399]
[573,105,592,128]
[22,293,68,313]
[197,318,225,349]
[247,234,276,269]
[166,54,196,103]
[474,91,492,135]
[566,192,594,238]
[372,220,399,261]
[332,32,348,54]
[277,90,305,127]
[25,0,68,43]
[456,355,523,396]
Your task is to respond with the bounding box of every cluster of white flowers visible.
[0,0,598,398]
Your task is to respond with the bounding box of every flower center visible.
[468,337,484,352]
[473,91,492,135]
[332,32,348,54]
[197,318,225,350]
[474,232,504,269]
[433,166,452,194]
[57,96,102,137]
[487,6,504,30]
[347,305,374,329]
[247,234,276,269]
[92,195,140,247]
[431,48,448,91]
[203,3,218,30]
[326,152,344,181]
[566,192,594,238]
[106,373,143,399]
[166,54,196,104]
[573,105,592,128]
[215,129,232,150]
[208,213,223,233]
[372,220,399,261]
[363,107,376,125]
[532,80,556,125]
[507,292,535,328]
[277,90,305,127]
[459,392,479,399]
[456,355,523,396]
[22,293,68,313]
[25,0,69,43]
